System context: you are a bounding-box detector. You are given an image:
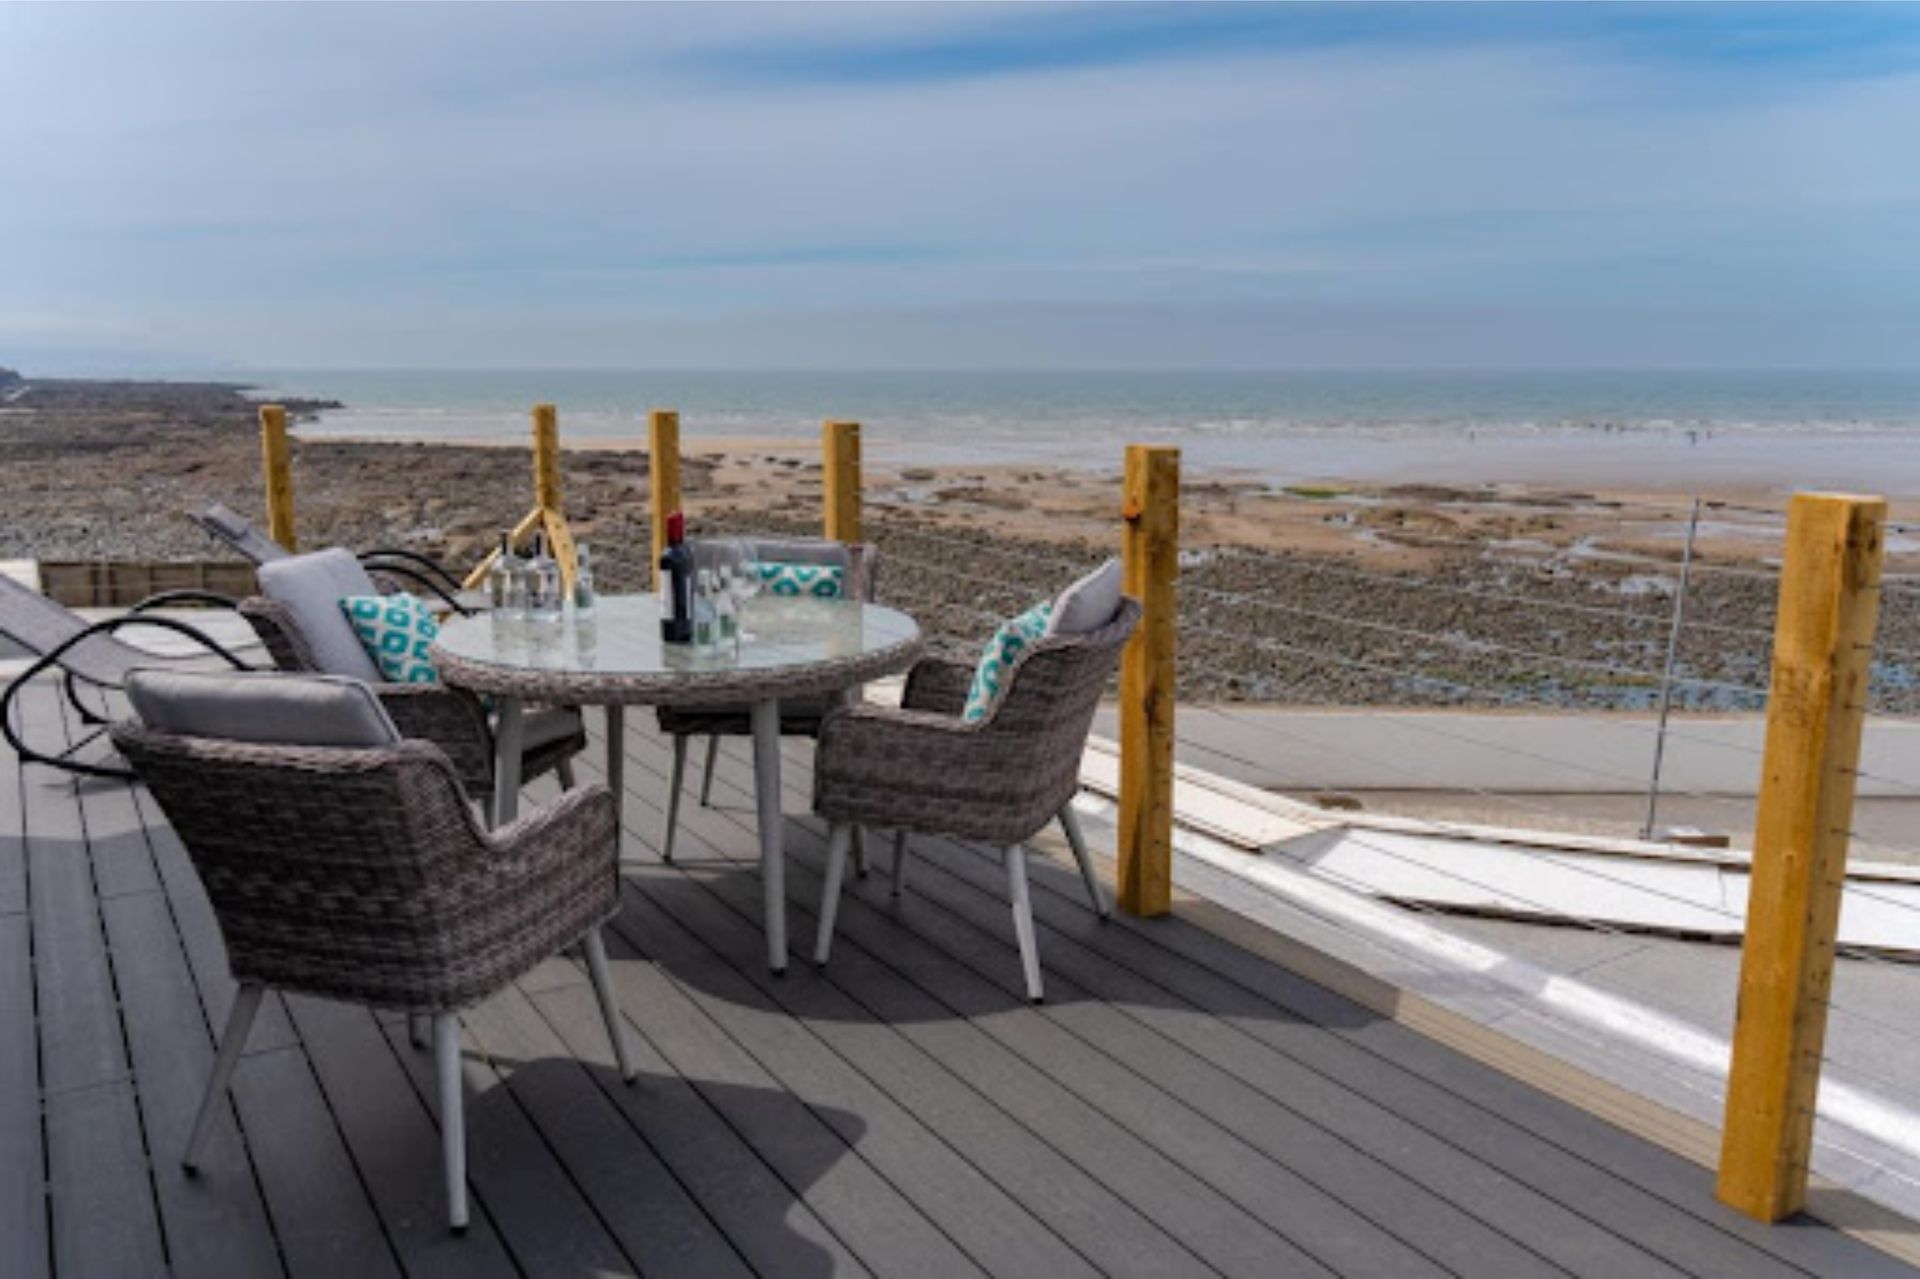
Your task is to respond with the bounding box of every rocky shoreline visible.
[4,375,1916,712]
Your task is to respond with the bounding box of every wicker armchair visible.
[812,598,1140,1002]
[112,674,635,1234]
[240,593,584,809]
[653,536,877,861]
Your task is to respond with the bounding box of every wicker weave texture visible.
[813,599,1139,845]
[112,725,619,1011]
[239,596,583,798]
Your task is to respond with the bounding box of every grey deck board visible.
[619,865,1218,1279]
[608,879,1106,1279]
[0,912,48,1279]
[229,1040,403,1279]
[279,996,521,1279]
[8,677,1919,1278]
[457,981,757,1279]
[22,686,172,1277]
[585,749,1306,1279]
[528,975,874,1279]
[1,719,26,917]
[592,921,986,1278]
[96,888,285,1279]
[920,823,1797,1279]
[889,826,1698,1279]
[375,1014,637,1278]
[45,1080,168,1278]
[1011,832,1914,1279]
[616,739,1442,1279]
[24,690,128,1095]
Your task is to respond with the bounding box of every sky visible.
[2,2,1918,373]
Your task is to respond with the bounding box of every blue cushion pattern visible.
[756,561,845,599]
[340,594,441,684]
[962,601,1052,723]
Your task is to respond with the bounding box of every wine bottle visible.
[658,511,693,644]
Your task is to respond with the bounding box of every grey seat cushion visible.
[126,670,401,747]
[1048,558,1123,636]
[257,548,385,681]
[518,706,585,751]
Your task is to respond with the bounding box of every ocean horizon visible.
[231,367,1920,494]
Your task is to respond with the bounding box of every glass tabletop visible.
[430,594,922,700]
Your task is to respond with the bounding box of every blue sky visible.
[2,2,1917,372]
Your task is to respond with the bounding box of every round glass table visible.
[432,594,923,971]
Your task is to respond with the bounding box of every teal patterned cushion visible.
[340,594,441,684]
[962,601,1052,723]
[756,561,845,599]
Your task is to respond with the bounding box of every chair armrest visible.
[430,782,619,1002]
[815,702,984,799]
[130,589,241,613]
[486,781,618,868]
[373,684,494,793]
[358,548,466,593]
[362,562,475,615]
[901,657,976,716]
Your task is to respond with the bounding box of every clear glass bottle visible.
[692,568,718,651]
[714,565,739,653]
[524,532,563,627]
[571,542,596,619]
[487,530,527,623]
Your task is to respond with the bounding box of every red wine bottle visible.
[658,511,694,643]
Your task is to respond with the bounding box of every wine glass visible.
[729,541,761,643]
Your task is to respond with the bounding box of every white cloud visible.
[0,4,1914,367]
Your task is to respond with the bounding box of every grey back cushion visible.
[1048,558,1123,636]
[127,670,401,748]
[257,548,384,681]
[691,536,870,600]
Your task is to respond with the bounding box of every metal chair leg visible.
[1005,845,1045,1004]
[662,735,688,863]
[434,1013,469,1234]
[1058,805,1110,919]
[408,1013,430,1050]
[890,829,909,898]
[699,735,719,807]
[813,822,853,966]
[582,929,636,1083]
[183,983,264,1174]
[852,824,870,879]
[555,757,576,790]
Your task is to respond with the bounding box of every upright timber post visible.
[1118,445,1179,917]
[259,404,297,551]
[461,404,576,591]
[1718,492,1885,1221]
[530,403,578,591]
[649,409,682,588]
[823,420,862,544]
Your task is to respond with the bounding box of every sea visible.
[244,368,1920,494]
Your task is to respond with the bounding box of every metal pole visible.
[1642,497,1702,840]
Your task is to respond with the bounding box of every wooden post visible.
[528,404,577,591]
[649,409,682,588]
[1118,445,1179,917]
[1718,492,1885,1221]
[823,420,862,544]
[258,404,297,551]
[531,403,563,514]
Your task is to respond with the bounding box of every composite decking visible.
[2,675,1913,1279]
